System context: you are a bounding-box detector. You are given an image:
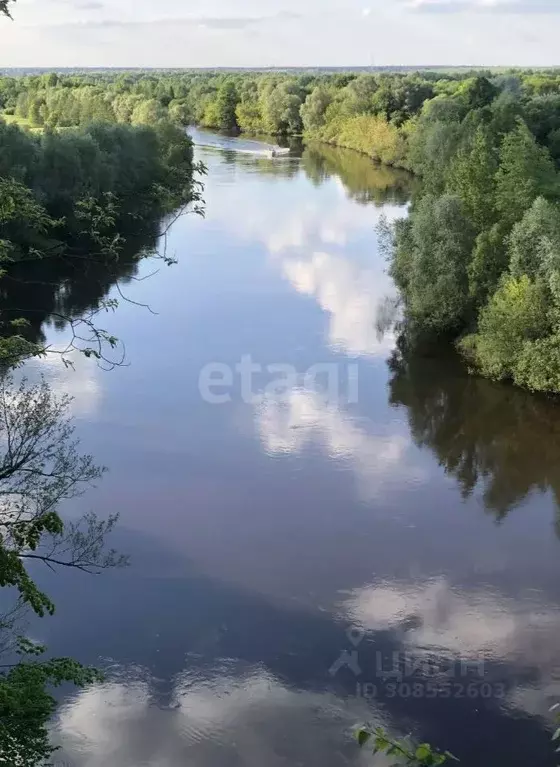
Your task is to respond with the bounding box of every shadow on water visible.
[302,142,415,206]
[189,126,414,202]
[0,218,162,350]
[388,346,560,527]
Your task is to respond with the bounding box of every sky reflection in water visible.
[21,133,560,767]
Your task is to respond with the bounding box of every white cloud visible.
[54,666,375,767]
[24,350,102,418]
[406,0,560,12]
[339,578,560,718]
[195,155,404,359]
[256,389,421,500]
[341,579,525,657]
[2,0,558,65]
[280,250,396,358]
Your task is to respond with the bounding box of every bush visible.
[514,335,560,392]
[460,275,549,381]
[311,114,409,167]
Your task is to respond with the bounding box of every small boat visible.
[269,146,291,159]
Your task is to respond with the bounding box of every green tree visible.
[462,75,498,110]
[0,377,126,765]
[461,274,549,381]
[391,194,475,334]
[235,79,263,132]
[467,221,510,305]
[357,727,457,767]
[301,85,333,132]
[448,125,498,231]
[514,334,560,392]
[408,119,461,192]
[0,643,103,767]
[262,81,304,135]
[495,120,559,228]
[28,96,44,127]
[402,79,435,118]
[131,98,165,125]
[236,98,263,132]
[214,80,239,131]
[508,196,560,279]
[168,98,191,125]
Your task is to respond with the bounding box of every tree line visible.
[0,117,201,362]
[4,68,560,170]
[386,73,560,393]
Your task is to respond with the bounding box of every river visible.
[22,128,560,767]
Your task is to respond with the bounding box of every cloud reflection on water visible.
[55,665,375,767]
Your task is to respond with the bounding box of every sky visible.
[0,0,559,68]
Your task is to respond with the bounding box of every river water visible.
[23,129,560,766]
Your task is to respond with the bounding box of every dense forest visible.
[385,75,560,393]
[0,115,200,363]
[4,68,560,168]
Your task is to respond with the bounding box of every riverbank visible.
[196,115,411,170]
[306,115,410,169]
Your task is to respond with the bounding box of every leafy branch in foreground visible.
[0,375,127,617]
[356,727,458,767]
[0,638,102,767]
[0,122,205,371]
[0,375,127,764]
[0,0,14,19]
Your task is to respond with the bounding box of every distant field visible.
[0,113,72,132]
[0,112,39,130]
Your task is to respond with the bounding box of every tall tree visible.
[508,196,560,280]
[495,120,559,228]
[214,80,239,131]
[391,193,475,334]
[301,85,332,132]
[448,125,498,231]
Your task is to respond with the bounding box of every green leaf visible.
[374,735,390,752]
[416,744,432,760]
[552,728,560,741]
[356,729,371,747]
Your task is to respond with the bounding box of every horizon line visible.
[1,64,559,70]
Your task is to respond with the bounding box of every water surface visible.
[22,131,560,767]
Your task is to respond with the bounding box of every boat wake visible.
[195,142,290,159]
[188,128,290,159]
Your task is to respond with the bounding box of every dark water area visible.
[19,130,560,767]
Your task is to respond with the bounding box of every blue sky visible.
[0,0,558,67]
